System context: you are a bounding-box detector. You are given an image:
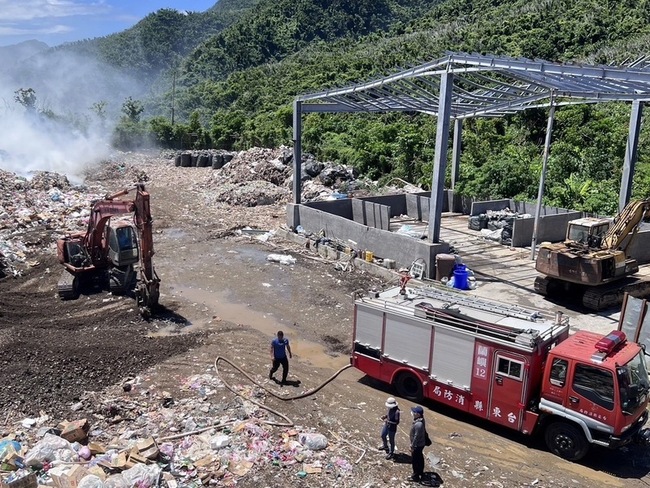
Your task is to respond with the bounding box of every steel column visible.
[293,100,302,204]
[451,118,462,189]
[530,97,556,260]
[428,72,454,242]
[619,101,643,212]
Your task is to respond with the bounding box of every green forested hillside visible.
[181,0,443,84]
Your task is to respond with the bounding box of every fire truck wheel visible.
[544,421,589,461]
[395,372,423,402]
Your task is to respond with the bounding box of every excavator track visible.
[57,270,79,300]
[582,278,650,311]
[534,276,552,296]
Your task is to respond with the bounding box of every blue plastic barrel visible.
[453,266,469,290]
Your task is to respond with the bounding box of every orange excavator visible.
[57,183,160,316]
[534,198,650,310]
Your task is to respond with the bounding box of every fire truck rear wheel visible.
[544,421,589,461]
[395,372,423,402]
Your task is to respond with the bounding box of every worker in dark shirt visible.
[408,405,426,482]
[269,330,292,384]
[378,397,401,459]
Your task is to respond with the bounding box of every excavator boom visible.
[601,198,650,250]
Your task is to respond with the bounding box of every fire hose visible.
[214,356,353,427]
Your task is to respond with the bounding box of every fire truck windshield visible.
[617,352,650,413]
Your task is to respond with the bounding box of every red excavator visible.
[57,183,160,315]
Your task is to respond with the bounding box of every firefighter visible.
[408,405,427,482]
[269,330,292,384]
[378,397,401,459]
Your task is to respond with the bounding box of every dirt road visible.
[2,154,650,487]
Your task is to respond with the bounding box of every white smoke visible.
[0,46,148,181]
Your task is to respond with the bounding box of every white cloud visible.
[0,1,110,22]
[0,24,72,36]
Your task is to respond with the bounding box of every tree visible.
[121,97,144,123]
[14,88,37,112]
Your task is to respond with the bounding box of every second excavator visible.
[534,198,650,310]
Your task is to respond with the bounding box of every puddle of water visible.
[232,246,272,266]
[163,228,187,239]
[170,285,347,370]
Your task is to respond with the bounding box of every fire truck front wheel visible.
[394,372,423,402]
[544,421,589,461]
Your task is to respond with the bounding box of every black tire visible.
[395,372,423,402]
[544,421,589,461]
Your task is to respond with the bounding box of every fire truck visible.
[351,285,650,461]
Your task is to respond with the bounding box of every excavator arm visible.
[601,198,650,250]
[132,184,160,313]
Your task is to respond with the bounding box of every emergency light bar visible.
[595,330,626,354]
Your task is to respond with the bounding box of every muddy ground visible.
[2,154,650,487]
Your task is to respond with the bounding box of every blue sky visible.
[0,1,218,47]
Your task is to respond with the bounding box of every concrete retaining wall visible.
[511,212,583,247]
[287,203,449,278]
[470,199,512,216]
[351,199,391,230]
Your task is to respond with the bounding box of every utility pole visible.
[171,70,176,126]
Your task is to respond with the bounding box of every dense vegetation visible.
[18,0,650,215]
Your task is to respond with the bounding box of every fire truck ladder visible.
[411,286,545,322]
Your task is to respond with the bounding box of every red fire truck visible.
[351,285,650,461]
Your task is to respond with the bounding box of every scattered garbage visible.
[298,433,328,450]
[0,369,360,488]
[267,254,297,265]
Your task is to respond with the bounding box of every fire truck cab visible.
[539,330,649,459]
[351,285,650,461]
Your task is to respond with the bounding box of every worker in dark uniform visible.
[269,330,292,384]
[379,397,401,459]
[408,405,426,482]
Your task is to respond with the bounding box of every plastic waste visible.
[267,254,296,265]
[77,475,104,488]
[24,434,76,467]
[78,446,92,460]
[121,463,161,488]
[0,440,21,459]
[210,435,231,450]
[427,452,441,467]
[48,188,62,202]
[103,474,128,488]
[298,433,328,450]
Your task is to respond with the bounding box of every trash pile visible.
[468,208,532,245]
[0,169,105,277]
[199,146,363,206]
[0,370,360,488]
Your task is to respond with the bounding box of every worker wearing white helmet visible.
[378,397,401,459]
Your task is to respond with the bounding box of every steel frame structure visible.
[292,52,650,246]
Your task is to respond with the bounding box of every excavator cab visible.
[107,224,139,267]
[62,238,91,268]
[565,218,611,248]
